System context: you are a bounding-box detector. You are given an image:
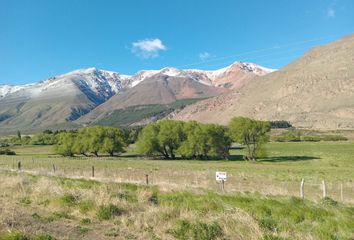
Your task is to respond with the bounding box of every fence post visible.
[340,183,344,202]
[322,180,327,198]
[300,178,305,199]
[52,164,56,173]
[92,166,95,178]
[17,161,21,171]
[145,174,149,185]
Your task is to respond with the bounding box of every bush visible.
[300,136,321,142]
[322,135,348,141]
[320,197,338,206]
[30,133,57,145]
[270,120,292,129]
[148,191,159,205]
[97,204,124,220]
[60,193,78,206]
[273,133,301,142]
[0,149,16,155]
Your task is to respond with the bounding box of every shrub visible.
[148,191,159,205]
[269,120,292,129]
[320,197,338,206]
[322,135,348,141]
[60,193,78,206]
[97,204,124,220]
[273,133,301,142]
[0,149,16,155]
[300,136,321,142]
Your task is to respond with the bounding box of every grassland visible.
[0,141,353,239]
[0,172,353,240]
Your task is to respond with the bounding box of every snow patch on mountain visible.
[0,62,275,100]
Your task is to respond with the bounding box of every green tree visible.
[137,124,161,157]
[157,120,185,159]
[178,121,210,159]
[30,133,57,145]
[73,128,89,156]
[204,124,232,160]
[86,126,106,157]
[228,117,270,161]
[137,120,185,159]
[101,127,126,156]
[54,132,76,156]
[17,130,21,140]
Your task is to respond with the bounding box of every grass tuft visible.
[97,204,124,221]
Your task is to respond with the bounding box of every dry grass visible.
[0,172,353,239]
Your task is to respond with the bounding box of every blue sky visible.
[0,0,353,84]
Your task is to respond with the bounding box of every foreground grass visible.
[0,172,353,240]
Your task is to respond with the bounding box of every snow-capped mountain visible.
[0,62,274,99]
[0,61,274,132]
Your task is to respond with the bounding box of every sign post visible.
[216,171,227,193]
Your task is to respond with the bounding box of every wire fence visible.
[0,156,353,204]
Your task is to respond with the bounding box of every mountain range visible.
[2,34,353,133]
[0,62,273,133]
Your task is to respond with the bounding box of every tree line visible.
[52,117,270,160]
[137,117,270,160]
[1,117,271,161]
[54,126,127,157]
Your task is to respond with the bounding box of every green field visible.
[0,141,353,239]
[1,141,353,203]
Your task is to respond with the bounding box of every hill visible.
[172,34,354,129]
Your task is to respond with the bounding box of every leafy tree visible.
[178,121,209,159]
[66,126,127,157]
[204,124,232,160]
[73,128,89,156]
[157,120,185,159]
[229,117,270,161]
[17,130,21,140]
[86,126,106,157]
[54,132,76,156]
[138,120,231,160]
[30,133,57,145]
[137,124,161,157]
[101,127,126,156]
[137,120,185,159]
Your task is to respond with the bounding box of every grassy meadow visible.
[0,141,353,239]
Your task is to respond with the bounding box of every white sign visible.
[216,171,227,182]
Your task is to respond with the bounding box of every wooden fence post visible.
[52,164,56,173]
[322,180,327,198]
[17,161,21,171]
[92,166,95,178]
[300,178,305,199]
[145,174,149,185]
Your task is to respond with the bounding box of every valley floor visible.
[0,142,353,239]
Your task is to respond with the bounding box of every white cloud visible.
[327,7,335,18]
[131,38,167,59]
[199,52,212,61]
